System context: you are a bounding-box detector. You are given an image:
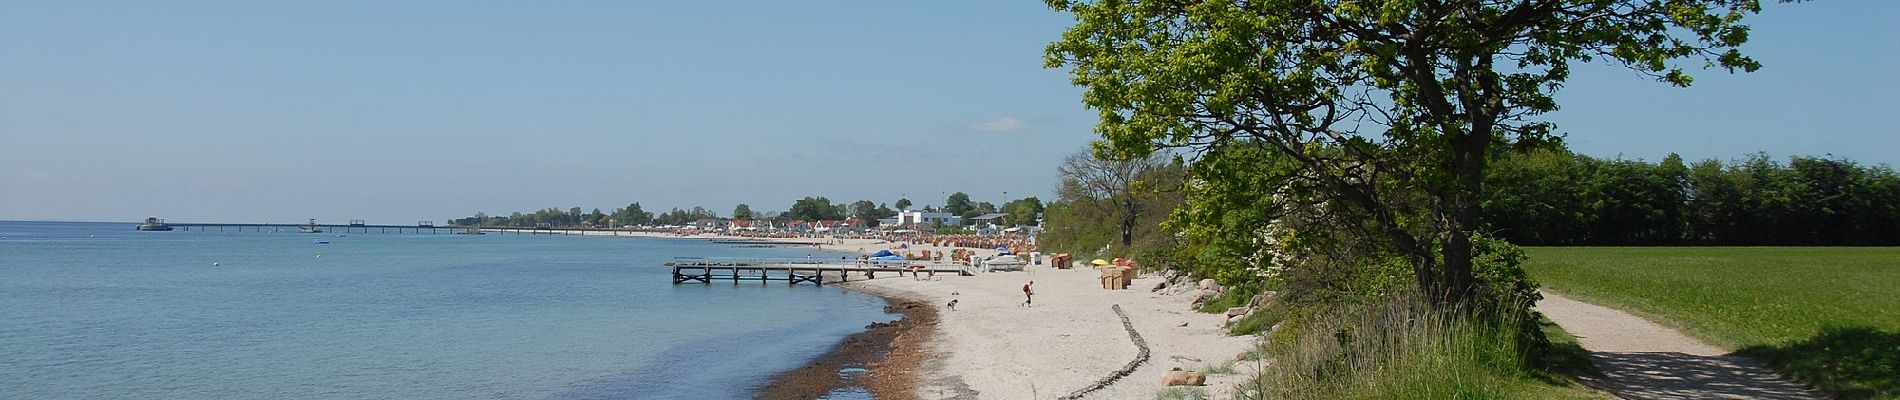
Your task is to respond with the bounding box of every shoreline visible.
[554,231,1258,398]
[753,290,937,400]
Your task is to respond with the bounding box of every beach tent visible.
[872,249,898,258]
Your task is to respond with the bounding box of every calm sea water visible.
[0,221,893,399]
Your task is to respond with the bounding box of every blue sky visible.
[2,1,1894,223]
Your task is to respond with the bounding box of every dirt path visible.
[1537,290,1821,399]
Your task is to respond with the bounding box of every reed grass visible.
[1237,294,1540,399]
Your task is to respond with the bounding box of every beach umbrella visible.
[1091,259,1109,266]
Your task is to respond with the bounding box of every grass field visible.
[1526,247,1900,398]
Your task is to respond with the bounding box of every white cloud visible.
[967,117,1028,133]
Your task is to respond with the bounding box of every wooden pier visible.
[167,222,454,234]
[154,222,688,236]
[669,258,971,286]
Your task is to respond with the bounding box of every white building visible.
[897,210,961,227]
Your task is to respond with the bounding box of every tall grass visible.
[1238,294,1536,399]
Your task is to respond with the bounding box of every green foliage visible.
[894,198,911,211]
[1486,150,1900,245]
[731,203,753,220]
[1197,290,1249,314]
[1036,200,1119,257]
[1528,247,1900,399]
[1240,294,1551,400]
[1227,307,1281,336]
[1040,148,1185,262]
[1001,197,1045,227]
[450,203,665,227]
[786,196,846,221]
[944,192,975,218]
[651,206,717,225]
[1046,0,1774,305]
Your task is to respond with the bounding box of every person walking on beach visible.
[1021,281,1035,307]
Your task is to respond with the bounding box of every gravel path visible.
[1537,290,1822,399]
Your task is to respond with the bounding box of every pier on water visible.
[668,258,972,286]
[167,221,457,234]
[158,221,691,236]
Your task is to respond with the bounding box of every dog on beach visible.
[946,299,958,311]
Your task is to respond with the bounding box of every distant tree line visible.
[1484,150,1900,245]
[447,203,719,227]
[446,192,1046,229]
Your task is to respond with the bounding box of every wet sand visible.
[752,294,936,400]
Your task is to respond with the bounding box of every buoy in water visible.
[89,235,96,238]
[212,262,220,267]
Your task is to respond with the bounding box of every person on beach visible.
[1021,281,1035,307]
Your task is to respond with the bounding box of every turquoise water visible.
[0,221,892,399]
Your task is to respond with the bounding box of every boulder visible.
[1163,269,1180,281]
[1224,306,1251,318]
[1161,368,1207,386]
[1197,278,1219,291]
[1188,290,1217,309]
[1168,282,1197,296]
[1220,313,1245,328]
[1150,280,1169,292]
[1248,291,1279,308]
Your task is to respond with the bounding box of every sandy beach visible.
[547,231,1261,399]
[844,265,1258,399]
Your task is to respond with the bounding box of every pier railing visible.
[668,257,972,285]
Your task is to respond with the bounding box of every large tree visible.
[787,196,845,221]
[1003,197,1046,227]
[1057,149,1173,247]
[944,192,976,217]
[849,200,881,222]
[1047,0,1767,304]
[732,203,754,220]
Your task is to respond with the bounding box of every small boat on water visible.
[137,217,174,231]
[299,218,324,234]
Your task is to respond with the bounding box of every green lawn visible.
[1526,247,1900,398]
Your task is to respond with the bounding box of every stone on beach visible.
[1161,367,1207,386]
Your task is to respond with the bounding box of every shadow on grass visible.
[1738,326,1900,399]
[1533,317,1599,384]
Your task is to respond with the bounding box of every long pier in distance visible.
[137,218,756,237]
[669,258,973,286]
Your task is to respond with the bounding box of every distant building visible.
[693,218,728,230]
[897,210,961,228]
[969,213,1010,228]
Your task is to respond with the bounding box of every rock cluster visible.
[1149,270,1281,329]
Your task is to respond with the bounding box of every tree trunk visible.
[1439,66,1500,306]
[1119,215,1135,248]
